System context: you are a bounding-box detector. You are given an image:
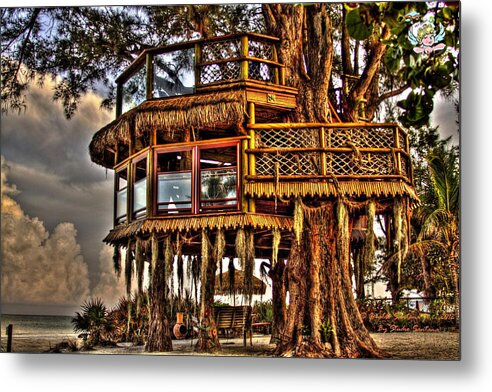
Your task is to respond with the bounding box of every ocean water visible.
[1,314,78,353]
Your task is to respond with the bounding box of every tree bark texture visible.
[196,230,221,352]
[146,234,173,352]
[263,4,382,358]
[276,201,381,358]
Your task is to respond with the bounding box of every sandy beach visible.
[2,332,460,360]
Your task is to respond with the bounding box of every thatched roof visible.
[89,90,247,167]
[244,181,419,201]
[103,213,293,245]
[214,270,267,296]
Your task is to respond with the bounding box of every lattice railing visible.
[197,35,281,86]
[247,124,413,183]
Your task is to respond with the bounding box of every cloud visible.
[91,245,127,309]
[1,157,90,307]
[0,75,115,287]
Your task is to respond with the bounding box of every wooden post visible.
[240,35,249,80]
[241,139,249,213]
[146,52,154,100]
[393,126,402,175]
[6,324,13,352]
[127,161,133,224]
[146,147,154,218]
[319,127,327,176]
[247,102,256,213]
[194,43,202,89]
[272,44,280,85]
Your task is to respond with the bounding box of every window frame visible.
[154,139,241,216]
[131,152,149,220]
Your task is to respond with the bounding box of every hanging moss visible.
[164,236,173,296]
[272,228,281,267]
[200,230,210,316]
[150,232,159,288]
[361,200,376,270]
[113,245,121,277]
[235,227,246,269]
[244,230,255,304]
[228,258,236,297]
[176,234,184,303]
[192,255,200,308]
[393,198,405,284]
[294,197,304,244]
[214,229,226,289]
[135,237,145,314]
[125,239,133,298]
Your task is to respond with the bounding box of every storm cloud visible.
[1,76,115,290]
[1,157,90,308]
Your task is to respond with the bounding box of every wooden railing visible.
[115,33,284,117]
[245,123,413,184]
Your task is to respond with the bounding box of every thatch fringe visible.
[113,245,121,277]
[245,181,418,201]
[103,213,293,244]
[89,91,247,167]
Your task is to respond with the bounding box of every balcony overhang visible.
[103,212,293,245]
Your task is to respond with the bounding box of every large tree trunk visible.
[263,3,382,358]
[196,230,221,352]
[275,200,381,358]
[146,233,173,352]
[268,260,286,344]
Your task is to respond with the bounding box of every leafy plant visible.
[72,298,113,348]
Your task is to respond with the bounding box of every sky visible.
[0,5,459,317]
[1,77,127,315]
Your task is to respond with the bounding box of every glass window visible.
[133,158,147,219]
[122,65,147,114]
[199,145,238,211]
[115,168,128,224]
[156,150,193,214]
[153,49,195,98]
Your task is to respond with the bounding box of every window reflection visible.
[133,158,147,219]
[115,168,128,224]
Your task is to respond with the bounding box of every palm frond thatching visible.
[245,181,418,201]
[89,90,247,167]
[103,213,293,245]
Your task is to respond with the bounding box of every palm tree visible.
[407,145,459,322]
[72,298,112,347]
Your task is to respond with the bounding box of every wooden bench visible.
[213,305,253,347]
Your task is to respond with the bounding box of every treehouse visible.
[90,32,416,256]
[89,32,417,351]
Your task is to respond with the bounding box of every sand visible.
[2,332,460,360]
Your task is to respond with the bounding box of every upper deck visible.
[115,32,296,118]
